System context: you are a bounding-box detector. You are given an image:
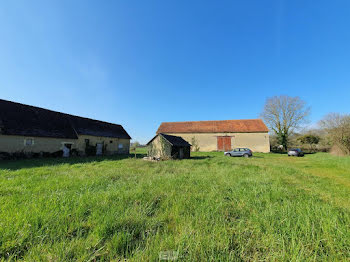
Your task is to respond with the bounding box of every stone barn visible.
[0,99,131,158]
[156,119,270,153]
[147,133,191,159]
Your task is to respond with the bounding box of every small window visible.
[25,138,34,146]
[118,144,123,149]
[110,140,113,143]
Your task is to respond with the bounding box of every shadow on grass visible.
[190,156,213,160]
[0,153,147,171]
[270,151,288,154]
[271,150,316,155]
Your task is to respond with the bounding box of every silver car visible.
[288,148,304,157]
[224,148,253,157]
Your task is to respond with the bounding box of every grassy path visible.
[0,152,349,261]
[253,153,350,209]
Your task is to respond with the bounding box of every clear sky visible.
[1,1,349,143]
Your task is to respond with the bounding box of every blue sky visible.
[1,0,349,143]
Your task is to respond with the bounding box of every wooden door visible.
[179,148,184,159]
[217,137,224,151]
[217,137,231,151]
[223,137,231,151]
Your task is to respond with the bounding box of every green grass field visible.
[0,151,349,261]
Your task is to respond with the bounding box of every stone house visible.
[0,99,131,157]
[156,119,270,152]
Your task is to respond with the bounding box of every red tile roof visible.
[157,119,269,134]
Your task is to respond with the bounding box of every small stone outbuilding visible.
[147,133,191,159]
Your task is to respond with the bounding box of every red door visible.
[223,137,231,151]
[217,137,231,151]
[217,137,224,151]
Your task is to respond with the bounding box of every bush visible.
[0,152,11,160]
[320,113,350,155]
[297,134,320,152]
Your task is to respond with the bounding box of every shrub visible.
[320,113,350,155]
[297,134,320,152]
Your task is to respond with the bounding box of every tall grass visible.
[0,152,349,261]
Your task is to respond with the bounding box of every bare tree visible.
[191,136,200,152]
[261,95,310,150]
[319,113,350,155]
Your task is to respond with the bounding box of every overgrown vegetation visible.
[320,113,350,155]
[297,134,320,152]
[0,151,349,261]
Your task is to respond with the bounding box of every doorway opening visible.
[96,143,103,156]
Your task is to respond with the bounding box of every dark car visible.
[224,148,253,157]
[288,148,304,157]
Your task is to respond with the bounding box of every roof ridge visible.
[160,119,263,124]
[159,133,191,146]
[0,98,122,127]
[0,99,131,139]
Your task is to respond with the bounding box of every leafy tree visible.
[297,134,320,152]
[261,95,310,150]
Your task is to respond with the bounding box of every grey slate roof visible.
[147,133,191,147]
[0,99,131,139]
[160,134,191,147]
